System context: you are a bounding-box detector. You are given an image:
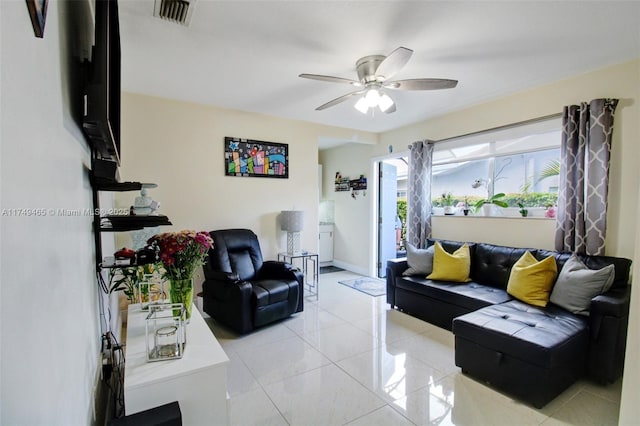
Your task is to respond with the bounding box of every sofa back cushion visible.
[472,243,535,289]
[536,249,631,289]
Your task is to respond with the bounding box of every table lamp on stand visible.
[281,210,305,255]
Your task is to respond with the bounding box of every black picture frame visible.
[224,137,289,178]
[26,0,48,38]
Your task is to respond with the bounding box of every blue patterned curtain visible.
[407,140,434,248]
[555,98,618,255]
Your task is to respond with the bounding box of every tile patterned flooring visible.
[205,270,621,426]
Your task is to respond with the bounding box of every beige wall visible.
[119,93,377,266]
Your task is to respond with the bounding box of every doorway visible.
[376,156,408,278]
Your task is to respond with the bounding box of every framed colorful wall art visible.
[224,137,289,179]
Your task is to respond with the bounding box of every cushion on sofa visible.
[473,243,536,289]
[549,255,615,316]
[398,276,512,310]
[453,299,589,369]
[507,251,557,307]
[403,244,434,276]
[427,242,471,282]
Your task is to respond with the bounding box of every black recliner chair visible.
[202,229,304,334]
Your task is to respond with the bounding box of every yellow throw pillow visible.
[426,242,471,283]
[507,251,558,307]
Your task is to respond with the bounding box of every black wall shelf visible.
[91,170,171,272]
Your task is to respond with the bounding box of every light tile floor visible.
[205,270,621,426]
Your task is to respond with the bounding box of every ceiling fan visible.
[299,47,458,114]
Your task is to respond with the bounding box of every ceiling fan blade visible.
[385,78,458,91]
[299,74,362,86]
[374,47,413,80]
[316,90,364,111]
[383,102,397,114]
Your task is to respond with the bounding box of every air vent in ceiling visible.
[153,0,196,26]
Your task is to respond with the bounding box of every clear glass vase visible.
[169,277,194,322]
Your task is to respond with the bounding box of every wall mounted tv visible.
[83,0,121,166]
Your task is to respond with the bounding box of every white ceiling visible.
[118,0,640,147]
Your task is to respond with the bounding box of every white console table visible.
[125,304,229,425]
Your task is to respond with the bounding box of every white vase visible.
[443,206,454,215]
[482,204,503,216]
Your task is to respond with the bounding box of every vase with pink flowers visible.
[147,230,213,321]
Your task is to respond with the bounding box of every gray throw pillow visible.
[550,255,615,316]
[402,244,435,276]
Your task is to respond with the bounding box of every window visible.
[431,118,561,216]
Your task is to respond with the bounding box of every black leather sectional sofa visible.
[386,239,632,408]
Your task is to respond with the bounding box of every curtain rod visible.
[433,112,562,144]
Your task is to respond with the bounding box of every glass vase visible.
[169,277,194,322]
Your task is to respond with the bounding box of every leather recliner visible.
[202,229,304,334]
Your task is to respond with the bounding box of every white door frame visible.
[369,150,410,278]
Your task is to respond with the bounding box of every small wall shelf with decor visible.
[91,172,172,272]
[334,172,367,193]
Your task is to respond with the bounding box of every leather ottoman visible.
[452,300,588,408]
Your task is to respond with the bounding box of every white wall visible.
[117,93,377,288]
[1,1,104,424]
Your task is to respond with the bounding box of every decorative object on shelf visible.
[334,172,350,191]
[471,178,508,216]
[224,137,288,178]
[442,192,455,215]
[281,210,305,254]
[26,0,48,38]
[131,227,161,250]
[335,172,367,198]
[147,230,214,322]
[473,193,508,215]
[132,188,160,216]
[145,303,186,362]
[350,175,367,199]
[518,203,529,217]
[545,205,557,218]
[114,247,136,266]
[462,197,471,216]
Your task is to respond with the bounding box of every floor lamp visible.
[281,210,305,254]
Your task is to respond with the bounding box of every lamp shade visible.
[281,210,305,232]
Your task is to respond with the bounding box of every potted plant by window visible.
[473,193,508,216]
[442,192,455,215]
[518,202,529,217]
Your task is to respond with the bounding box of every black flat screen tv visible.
[83,0,121,166]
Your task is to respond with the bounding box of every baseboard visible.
[331,259,368,276]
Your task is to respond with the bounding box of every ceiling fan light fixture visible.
[378,93,394,112]
[364,89,381,107]
[354,97,369,114]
